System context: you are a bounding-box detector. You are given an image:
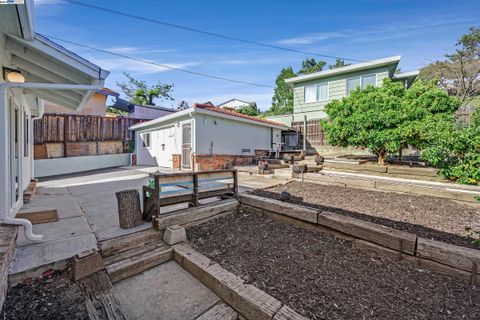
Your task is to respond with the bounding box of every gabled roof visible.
[285,56,401,84]
[217,98,256,107]
[129,104,286,131]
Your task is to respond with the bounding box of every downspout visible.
[0,82,101,242]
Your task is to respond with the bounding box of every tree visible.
[419,27,480,105]
[236,104,261,116]
[322,79,459,165]
[299,58,326,74]
[329,59,351,69]
[267,67,296,116]
[117,72,174,106]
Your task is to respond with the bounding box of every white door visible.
[156,127,175,168]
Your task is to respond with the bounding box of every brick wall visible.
[193,154,256,171]
[172,154,181,170]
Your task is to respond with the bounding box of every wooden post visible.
[233,170,238,198]
[154,175,160,218]
[192,173,199,207]
[115,189,142,229]
[303,115,307,154]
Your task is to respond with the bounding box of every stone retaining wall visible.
[239,194,480,284]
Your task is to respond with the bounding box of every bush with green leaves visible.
[322,79,459,165]
[421,107,480,184]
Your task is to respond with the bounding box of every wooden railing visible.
[142,169,238,221]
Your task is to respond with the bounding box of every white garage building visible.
[130,104,285,171]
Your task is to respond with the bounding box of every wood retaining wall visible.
[239,194,480,284]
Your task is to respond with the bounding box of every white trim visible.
[393,70,420,79]
[285,56,401,84]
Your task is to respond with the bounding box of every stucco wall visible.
[34,153,131,178]
[194,114,281,156]
[44,92,107,116]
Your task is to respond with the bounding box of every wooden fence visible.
[292,119,326,145]
[34,114,146,159]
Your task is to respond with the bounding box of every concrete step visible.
[99,228,163,258]
[106,244,172,283]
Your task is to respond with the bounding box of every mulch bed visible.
[1,269,88,320]
[188,211,480,320]
[251,181,480,249]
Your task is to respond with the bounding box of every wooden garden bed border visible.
[238,194,480,284]
[172,243,308,320]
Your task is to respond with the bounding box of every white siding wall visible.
[194,114,281,155]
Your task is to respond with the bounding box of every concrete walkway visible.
[10,166,286,277]
[114,261,221,320]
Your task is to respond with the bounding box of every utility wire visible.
[42,34,274,88]
[59,0,365,63]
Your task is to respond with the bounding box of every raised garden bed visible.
[1,269,88,319]
[252,181,480,249]
[188,210,480,320]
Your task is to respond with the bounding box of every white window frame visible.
[361,73,377,89]
[346,74,378,95]
[141,132,151,149]
[316,82,329,102]
[304,84,317,104]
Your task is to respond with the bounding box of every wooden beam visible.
[16,209,58,224]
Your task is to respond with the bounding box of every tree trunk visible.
[116,189,142,229]
[377,152,386,166]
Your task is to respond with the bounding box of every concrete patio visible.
[10,166,287,278]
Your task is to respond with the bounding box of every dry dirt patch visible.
[188,211,480,320]
[252,181,480,248]
[1,269,88,320]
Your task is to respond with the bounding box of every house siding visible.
[292,66,391,121]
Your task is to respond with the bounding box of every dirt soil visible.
[188,211,480,320]
[251,181,480,249]
[1,269,88,320]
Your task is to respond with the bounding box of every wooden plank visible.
[16,209,58,225]
[238,194,318,223]
[107,246,173,283]
[153,200,238,230]
[103,242,168,266]
[316,210,417,255]
[416,238,480,274]
[99,229,163,258]
[78,270,128,320]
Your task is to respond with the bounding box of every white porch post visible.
[0,85,10,221]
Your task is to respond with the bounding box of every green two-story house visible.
[268,56,419,126]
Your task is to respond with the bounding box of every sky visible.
[34,0,480,110]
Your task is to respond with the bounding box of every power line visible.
[41,34,274,88]
[59,0,365,63]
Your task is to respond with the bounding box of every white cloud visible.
[104,46,175,54]
[276,32,345,45]
[88,57,202,75]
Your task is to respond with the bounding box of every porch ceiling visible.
[5,34,109,110]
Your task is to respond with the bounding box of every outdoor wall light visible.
[3,68,25,83]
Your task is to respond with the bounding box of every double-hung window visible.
[304,84,316,103]
[362,74,376,88]
[304,82,328,103]
[317,83,328,101]
[346,77,361,95]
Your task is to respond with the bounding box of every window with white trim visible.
[317,83,328,101]
[141,132,151,148]
[347,74,377,95]
[304,84,316,103]
[362,74,376,88]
